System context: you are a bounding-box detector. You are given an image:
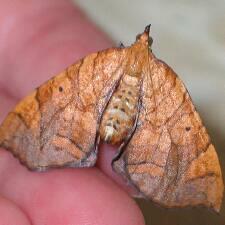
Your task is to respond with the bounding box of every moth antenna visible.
[119,42,125,48]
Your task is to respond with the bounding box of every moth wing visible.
[0,49,124,171]
[113,55,224,212]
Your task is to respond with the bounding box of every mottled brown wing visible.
[0,48,125,171]
[113,53,224,212]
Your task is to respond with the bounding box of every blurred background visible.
[74,0,225,225]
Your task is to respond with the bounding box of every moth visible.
[0,25,223,212]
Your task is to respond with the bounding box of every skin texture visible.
[0,1,145,225]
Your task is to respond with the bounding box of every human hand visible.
[0,1,145,224]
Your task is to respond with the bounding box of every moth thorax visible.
[99,75,140,145]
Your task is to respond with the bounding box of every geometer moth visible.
[0,25,223,212]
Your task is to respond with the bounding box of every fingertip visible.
[0,196,31,225]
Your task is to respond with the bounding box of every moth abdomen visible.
[99,74,141,145]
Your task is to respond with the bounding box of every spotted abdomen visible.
[99,75,141,145]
